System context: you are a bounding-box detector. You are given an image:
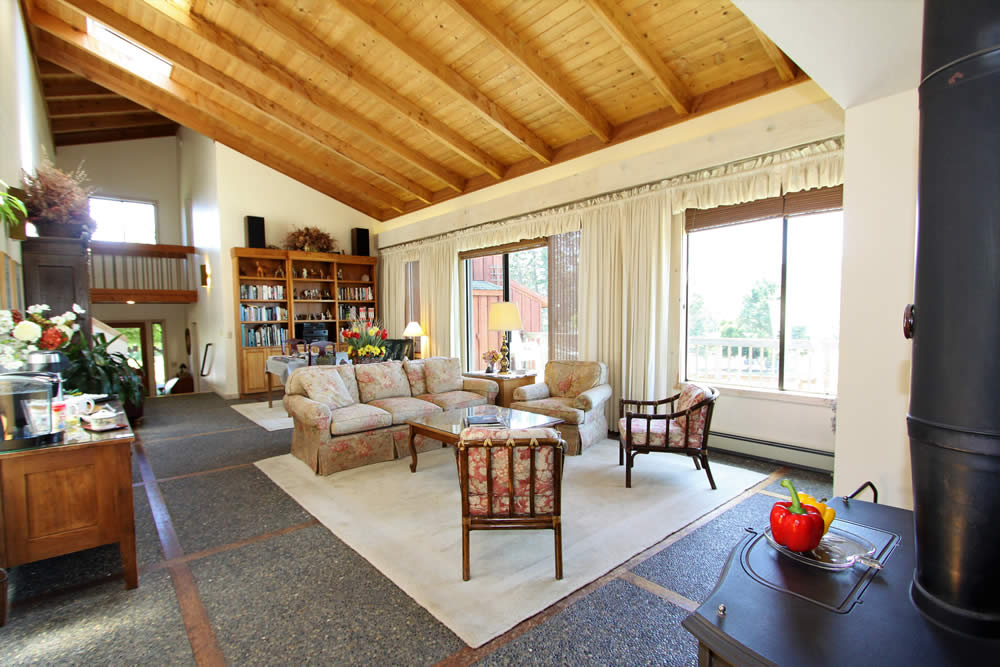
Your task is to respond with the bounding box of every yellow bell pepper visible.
[798,493,835,535]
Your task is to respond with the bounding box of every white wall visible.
[182,140,378,398]
[0,0,52,263]
[55,136,182,244]
[834,89,919,508]
[179,127,222,395]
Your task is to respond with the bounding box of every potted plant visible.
[64,332,146,423]
[285,226,338,253]
[20,154,96,239]
[0,180,28,241]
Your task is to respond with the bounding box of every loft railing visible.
[89,241,198,304]
[687,336,838,394]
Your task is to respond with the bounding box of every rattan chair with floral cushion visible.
[619,383,720,489]
[456,427,566,581]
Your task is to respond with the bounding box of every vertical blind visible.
[548,230,580,360]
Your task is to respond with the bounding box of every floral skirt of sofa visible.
[290,420,443,476]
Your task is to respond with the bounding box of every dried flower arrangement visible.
[284,226,338,253]
[20,153,96,238]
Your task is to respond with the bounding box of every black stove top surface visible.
[683,497,1000,666]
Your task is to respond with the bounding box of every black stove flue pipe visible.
[907,0,1000,638]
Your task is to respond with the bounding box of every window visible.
[86,18,173,82]
[89,196,157,243]
[685,187,843,395]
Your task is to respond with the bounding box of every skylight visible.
[86,18,172,82]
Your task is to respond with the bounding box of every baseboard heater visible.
[709,431,833,473]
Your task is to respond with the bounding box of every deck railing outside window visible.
[89,241,198,304]
[687,336,838,395]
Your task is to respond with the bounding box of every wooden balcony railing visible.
[89,241,198,304]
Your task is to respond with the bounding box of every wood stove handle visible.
[903,303,915,339]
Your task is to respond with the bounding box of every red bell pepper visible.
[769,479,825,552]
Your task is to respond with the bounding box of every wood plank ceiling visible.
[40,59,179,146]
[23,0,807,221]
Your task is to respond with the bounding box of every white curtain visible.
[378,247,417,337]
[578,187,672,428]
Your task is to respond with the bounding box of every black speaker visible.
[351,227,370,256]
[245,215,265,248]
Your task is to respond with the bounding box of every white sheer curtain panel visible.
[579,188,671,428]
[379,247,417,337]
[417,239,461,359]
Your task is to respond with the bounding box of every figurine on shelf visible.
[274,265,285,279]
[362,273,370,282]
[323,310,332,320]
[255,261,265,277]
[322,289,332,300]
[337,268,343,280]
[301,267,308,280]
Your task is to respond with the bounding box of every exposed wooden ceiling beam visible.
[56,0,433,205]
[30,18,386,219]
[42,77,113,98]
[581,0,691,115]
[47,97,145,116]
[224,0,502,180]
[383,69,811,221]
[54,124,178,147]
[141,0,465,193]
[749,23,796,82]
[38,59,76,76]
[51,111,172,133]
[328,0,554,165]
[441,0,613,143]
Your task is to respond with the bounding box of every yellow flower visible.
[368,327,379,336]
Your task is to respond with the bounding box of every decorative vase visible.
[485,363,495,373]
[354,356,382,364]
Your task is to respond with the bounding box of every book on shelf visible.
[241,324,288,348]
[337,286,374,300]
[239,284,285,300]
[239,304,287,321]
[338,305,376,321]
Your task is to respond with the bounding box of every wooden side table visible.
[464,371,537,408]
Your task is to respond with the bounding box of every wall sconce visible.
[200,263,210,287]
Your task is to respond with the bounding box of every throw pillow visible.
[355,360,411,403]
[299,368,355,409]
[425,357,462,394]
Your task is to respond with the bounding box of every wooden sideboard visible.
[0,409,137,624]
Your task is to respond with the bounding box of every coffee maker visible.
[0,372,64,451]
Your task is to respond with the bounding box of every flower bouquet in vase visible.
[482,349,501,373]
[0,303,84,371]
[340,321,388,363]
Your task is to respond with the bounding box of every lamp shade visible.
[488,302,522,331]
[402,321,424,337]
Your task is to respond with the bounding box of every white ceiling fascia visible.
[732,0,924,108]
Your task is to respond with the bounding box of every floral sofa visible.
[510,360,611,455]
[284,357,499,475]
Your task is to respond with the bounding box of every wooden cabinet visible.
[240,347,280,394]
[0,421,137,620]
[21,237,91,334]
[232,249,378,397]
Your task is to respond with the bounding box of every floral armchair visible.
[510,360,611,455]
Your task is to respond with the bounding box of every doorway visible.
[106,321,156,396]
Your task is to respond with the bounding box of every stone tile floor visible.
[1,393,833,666]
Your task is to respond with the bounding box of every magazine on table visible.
[464,414,507,428]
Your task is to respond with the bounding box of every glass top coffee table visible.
[405,405,562,472]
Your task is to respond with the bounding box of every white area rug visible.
[231,402,293,431]
[256,440,765,647]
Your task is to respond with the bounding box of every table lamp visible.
[487,302,522,374]
[402,321,424,358]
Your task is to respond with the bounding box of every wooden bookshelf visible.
[231,248,378,396]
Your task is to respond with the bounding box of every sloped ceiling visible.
[24,0,813,222]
